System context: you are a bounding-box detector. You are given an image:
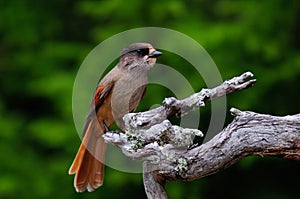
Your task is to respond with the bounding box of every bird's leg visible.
[102,121,121,134]
[102,121,110,132]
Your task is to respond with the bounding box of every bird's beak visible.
[148,50,163,58]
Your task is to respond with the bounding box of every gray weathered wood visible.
[123,71,256,130]
[143,161,167,199]
[102,72,300,199]
[163,108,300,182]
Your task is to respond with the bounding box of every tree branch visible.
[143,161,168,199]
[164,108,300,183]
[102,71,300,199]
[123,71,256,129]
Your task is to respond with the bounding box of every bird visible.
[68,42,162,192]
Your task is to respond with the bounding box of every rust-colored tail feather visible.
[69,119,106,192]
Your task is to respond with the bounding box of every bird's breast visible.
[111,72,148,124]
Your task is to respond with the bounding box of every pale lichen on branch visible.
[102,71,300,199]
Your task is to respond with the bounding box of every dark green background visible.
[0,0,299,198]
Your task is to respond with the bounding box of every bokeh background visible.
[1,0,299,199]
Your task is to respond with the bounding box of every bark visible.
[102,72,300,199]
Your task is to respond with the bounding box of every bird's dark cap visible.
[120,43,153,56]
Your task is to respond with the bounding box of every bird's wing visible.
[81,83,114,138]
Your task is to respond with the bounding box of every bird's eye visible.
[136,48,149,56]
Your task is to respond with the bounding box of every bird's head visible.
[119,43,162,71]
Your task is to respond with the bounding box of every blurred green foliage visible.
[0,0,299,198]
